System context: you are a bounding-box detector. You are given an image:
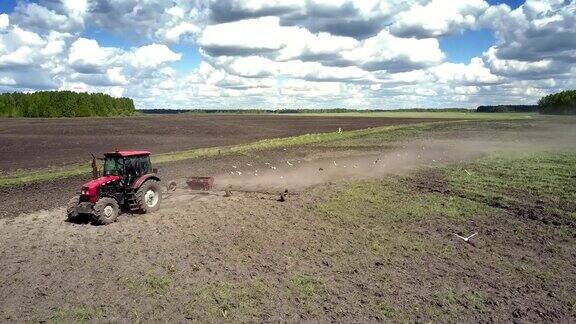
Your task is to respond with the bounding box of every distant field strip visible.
[0,121,465,188]
[284,111,536,120]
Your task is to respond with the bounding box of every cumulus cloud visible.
[68,38,120,73]
[129,44,182,69]
[338,29,445,72]
[89,0,204,43]
[208,0,410,40]
[0,13,9,30]
[0,0,575,109]
[431,57,501,85]
[390,0,489,38]
[483,0,576,63]
[11,0,87,33]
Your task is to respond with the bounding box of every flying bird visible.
[453,232,478,242]
[287,161,293,166]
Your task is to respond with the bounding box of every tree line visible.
[476,105,538,113]
[538,90,576,115]
[477,90,576,115]
[0,91,135,118]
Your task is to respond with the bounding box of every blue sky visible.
[439,29,495,64]
[1,0,574,109]
[82,0,527,73]
[0,0,525,74]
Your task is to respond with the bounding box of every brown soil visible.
[0,114,449,171]
[1,119,575,322]
[1,170,574,322]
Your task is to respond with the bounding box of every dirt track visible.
[0,114,450,171]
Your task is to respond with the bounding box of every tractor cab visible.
[103,151,154,186]
[67,150,162,225]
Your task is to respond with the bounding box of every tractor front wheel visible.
[94,197,120,225]
[136,180,162,213]
[66,196,80,221]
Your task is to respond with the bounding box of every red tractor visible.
[67,150,162,225]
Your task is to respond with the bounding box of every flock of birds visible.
[226,157,385,178]
[222,137,478,244]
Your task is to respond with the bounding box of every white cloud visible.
[11,2,85,33]
[431,57,501,84]
[160,22,201,43]
[200,17,286,54]
[0,47,35,67]
[0,76,17,86]
[483,46,566,79]
[0,13,9,30]
[278,61,369,82]
[390,0,489,38]
[340,29,445,72]
[68,38,120,73]
[481,0,576,63]
[0,0,575,109]
[129,44,182,69]
[10,26,45,47]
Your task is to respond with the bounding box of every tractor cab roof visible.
[104,150,151,158]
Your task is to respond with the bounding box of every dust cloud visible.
[195,123,576,193]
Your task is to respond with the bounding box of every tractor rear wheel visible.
[66,196,80,221]
[135,179,162,213]
[94,197,120,225]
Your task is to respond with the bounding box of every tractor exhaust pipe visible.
[91,154,99,179]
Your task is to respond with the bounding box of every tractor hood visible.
[82,175,122,199]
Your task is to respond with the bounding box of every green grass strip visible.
[282,111,536,120]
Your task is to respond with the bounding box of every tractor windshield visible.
[103,156,124,176]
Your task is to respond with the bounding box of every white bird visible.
[247,163,252,166]
[237,171,242,175]
[232,165,237,169]
[230,171,234,175]
[353,164,357,168]
[465,169,472,176]
[265,162,270,165]
[453,232,478,242]
[333,161,337,166]
[271,166,276,170]
[287,161,293,166]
